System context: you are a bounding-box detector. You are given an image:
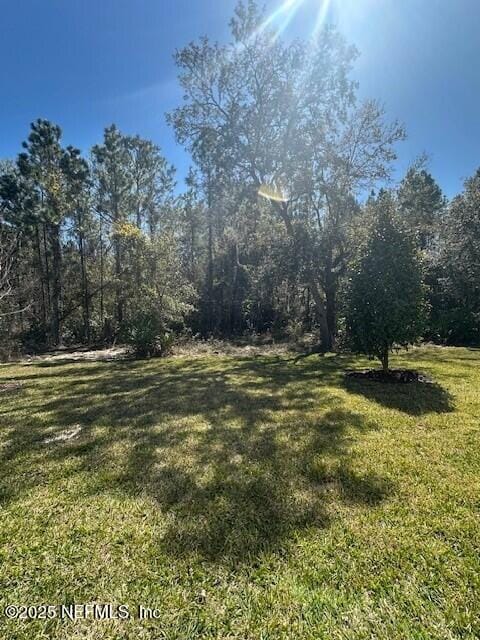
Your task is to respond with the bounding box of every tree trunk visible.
[190,217,196,280]
[135,195,142,289]
[42,224,52,338]
[325,288,336,350]
[99,217,104,329]
[114,239,123,326]
[306,276,332,351]
[304,287,311,331]
[204,181,214,335]
[112,187,123,330]
[381,348,389,372]
[34,224,47,334]
[230,242,240,335]
[324,246,336,350]
[50,222,62,346]
[273,200,332,351]
[78,225,90,344]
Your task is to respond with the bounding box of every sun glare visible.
[312,0,333,39]
[256,0,334,42]
[254,0,303,42]
[258,181,290,203]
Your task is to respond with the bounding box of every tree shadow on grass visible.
[343,377,455,415]
[0,355,394,566]
[118,407,393,565]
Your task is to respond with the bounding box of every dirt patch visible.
[345,369,433,383]
[22,347,128,365]
[18,340,295,365]
[172,339,294,359]
[44,425,83,444]
[0,381,23,393]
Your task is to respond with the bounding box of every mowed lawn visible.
[0,346,478,639]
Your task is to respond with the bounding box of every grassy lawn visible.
[0,346,478,639]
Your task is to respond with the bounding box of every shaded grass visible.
[0,346,478,638]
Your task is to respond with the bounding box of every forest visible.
[1,1,478,366]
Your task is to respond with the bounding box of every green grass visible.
[0,346,478,639]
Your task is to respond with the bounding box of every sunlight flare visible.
[312,0,333,39]
[258,181,290,203]
[254,0,303,43]
[259,0,335,42]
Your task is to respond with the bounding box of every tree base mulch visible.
[345,369,433,384]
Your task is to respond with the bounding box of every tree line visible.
[0,1,479,363]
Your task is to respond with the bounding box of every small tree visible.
[121,226,196,358]
[346,192,426,371]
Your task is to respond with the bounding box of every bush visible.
[0,335,22,361]
[19,319,48,354]
[125,311,175,358]
[285,318,304,343]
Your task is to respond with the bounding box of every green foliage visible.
[398,163,445,249]
[430,169,480,344]
[18,318,48,353]
[124,310,172,358]
[346,192,426,369]
[122,229,195,356]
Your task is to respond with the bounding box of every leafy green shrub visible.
[160,331,175,356]
[0,335,22,361]
[285,318,304,343]
[19,320,48,354]
[125,311,175,358]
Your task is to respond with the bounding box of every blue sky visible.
[1,0,479,197]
